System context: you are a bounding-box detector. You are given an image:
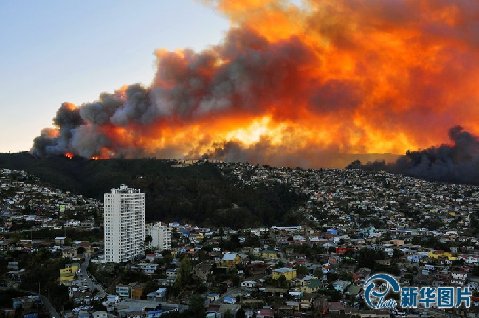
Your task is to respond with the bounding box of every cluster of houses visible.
[220,163,479,237]
[0,168,101,233]
[74,220,479,317]
[1,163,479,317]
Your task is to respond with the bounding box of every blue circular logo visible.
[364,273,400,309]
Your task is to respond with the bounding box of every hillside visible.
[0,153,303,228]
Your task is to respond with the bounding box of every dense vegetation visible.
[0,153,304,228]
[15,249,72,310]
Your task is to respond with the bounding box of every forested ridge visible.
[0,153,303,228]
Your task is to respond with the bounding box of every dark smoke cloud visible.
[30,0,479,184]
[111,85,154,126]
[79,93,122,125]
[202,136,398,169]
[31,103,84,157]
[31,28,315,158]
[31,129,59,158]
[151,28,313,118]
[348,126,479,184]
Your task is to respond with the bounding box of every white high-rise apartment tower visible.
[104,185,145,263]
[146,222,171,251]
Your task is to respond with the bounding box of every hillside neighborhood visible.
[0,162,479,318]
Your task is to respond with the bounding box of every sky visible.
[0,0,229,152]
[5,0,479,172]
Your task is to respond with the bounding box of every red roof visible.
[328,302,345,312]
[258,308,274,316]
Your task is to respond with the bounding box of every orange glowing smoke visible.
[32,0,479,168]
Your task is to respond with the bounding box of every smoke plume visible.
[348,126,479,184]
[32,0,479,171]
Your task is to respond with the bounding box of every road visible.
[79,255,107,298]
[39,294,60,318]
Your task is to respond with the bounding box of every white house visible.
[138,262,159,275]
[451,272,467,286]
[241,280,257,290]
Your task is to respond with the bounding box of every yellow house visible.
[300,279,322,294]
[131,285,144,300]
[390,239,405,247]
[59,263,80,285]
[191,232,204,242]
[428,250,457,261]
[221,253,241,268]
[260,250,279,260]
[272,268,297,281]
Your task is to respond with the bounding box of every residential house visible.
[220,253,241,269]
[59,263,79,286]
[137,263,159,275]
[257,308,274,318]
[241,280,257,290]
[332,280,351,293]
[260,250,279,260]
[272,268,297,281]
[116,285,131,298]
[301,279,322,294]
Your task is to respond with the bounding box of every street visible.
[79,255,106,298]
[39,294,60,318]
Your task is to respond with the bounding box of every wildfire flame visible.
[65,152,74,160]
[32,0,479,168]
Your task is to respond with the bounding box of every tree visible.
[326,288,343,301]
[174,256,193,291]
[222,234,241,251]
[77,246,86,255]
[392,249,404,259]
[356,248,385,270]
[145,235,153,246]
[295,265,309,276]
[236,308,246,318]
[277,275,288,288]
[188,295,205,318]
[327,272,339,283]
[243,235,260,248]
[275,260,284,268]
[91,300,106,311]
[48,284,71,310]
[231,273,240,287]
[143,280,160,299]
[313,267,324,278]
